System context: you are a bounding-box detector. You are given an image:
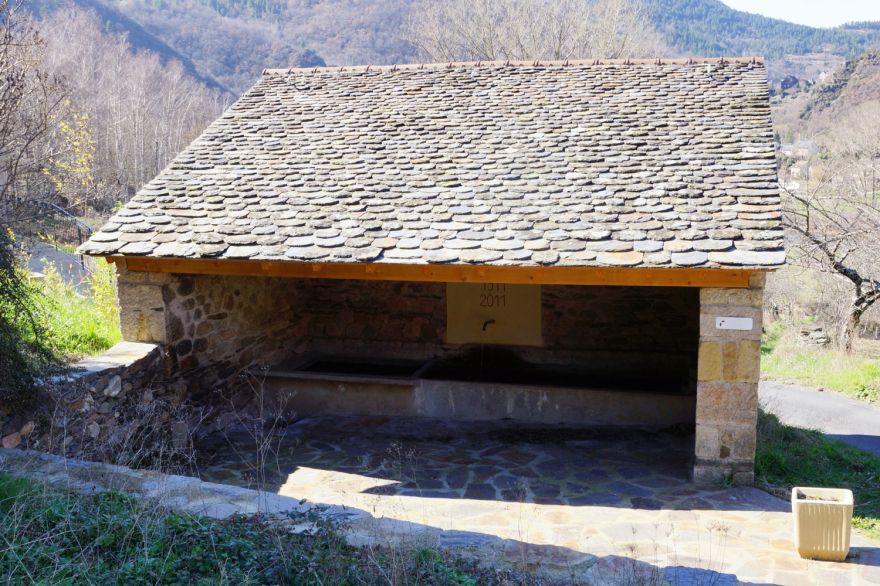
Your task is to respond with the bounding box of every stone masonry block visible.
[719,423,757,462]
[695,423,755,463]
[698,340,760,383]
[700,287,764,308]
[748,272,767,289]
[696,381,758,425]
[693,463,728,486]
[721,340,761,383]
[731,467,755,485]
[695,424,720,461]
[697,341,722,381]
[694,461,755,486]
[118,282,167,343]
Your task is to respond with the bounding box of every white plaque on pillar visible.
[715,316,753,331]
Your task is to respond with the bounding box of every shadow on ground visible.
[196,415,785,513]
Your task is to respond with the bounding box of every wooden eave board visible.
[107,256,756,288]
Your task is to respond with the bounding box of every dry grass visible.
[761,323,880,403]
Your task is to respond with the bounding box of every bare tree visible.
[784,102,880,352]
[405,0,665,63]
[0,0,64,216]
[1,0,66,402]
[37,6,227,212]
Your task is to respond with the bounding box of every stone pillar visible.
[116,264,170,344]
[693,273,765,485]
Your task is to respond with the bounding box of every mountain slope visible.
[646,0,880,60]
[32,0,880,96]
[32,0,230,93]
[800,51,880,132]
[97,0,416,94]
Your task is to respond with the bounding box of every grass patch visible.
[761,325,880,403]
[35,259,121,359]
[0,474,38,509]
[0,473,520,585]
[755,411,880,541]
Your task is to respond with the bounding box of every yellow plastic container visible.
[791,487,853,561]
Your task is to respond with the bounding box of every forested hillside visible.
[28,0,880,94]
[6,4,225,218]
[31,0,226,90]
[99,0,417,93]
[647,0,880,60]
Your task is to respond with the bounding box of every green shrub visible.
[760,321,784,355]
[35,259,121,358]
[0,229,55,408]
[1,230,121,407]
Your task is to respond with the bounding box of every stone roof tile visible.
[80,59,784,269]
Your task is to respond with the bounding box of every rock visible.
[707,249,786,266]
[583,555,663,585]
[19,421,34,437]
[1,414,23,436]
[596,250,643,266]
[103,375,122,398]
[171,421,189,450]
[2,432,21,449]
[87,422,101,439]
[799,325,831,347]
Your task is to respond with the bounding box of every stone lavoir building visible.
[81,58,784,485]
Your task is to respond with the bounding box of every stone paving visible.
[196,416,880,585]
[197,416,696,509]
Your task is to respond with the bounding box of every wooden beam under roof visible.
[106,256,758,288]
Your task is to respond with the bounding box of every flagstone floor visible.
[196,416,880,585]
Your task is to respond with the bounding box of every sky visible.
[722,0,880,28]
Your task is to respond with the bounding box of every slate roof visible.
[80,59,785,269]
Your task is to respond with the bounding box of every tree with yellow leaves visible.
[43,106,97,213]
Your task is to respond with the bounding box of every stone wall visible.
[3,340,198,467]
[535,285,698,374]
[116,268,700,397]
[693,273,765,485]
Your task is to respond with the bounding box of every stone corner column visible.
[693,272,765,486]
[116,264,171,344]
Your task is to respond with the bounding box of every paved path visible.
[759,380,880,457]
[195,416,880,585]
[5,417,880,585]
[25,240,92,291]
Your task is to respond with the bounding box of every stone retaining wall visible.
[68,341,164,405]
[2,342,165,451]
[10,340,201,466]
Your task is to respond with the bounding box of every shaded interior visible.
[262,282,700,395]
[420,346,688,392]
[299,358,423,379]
